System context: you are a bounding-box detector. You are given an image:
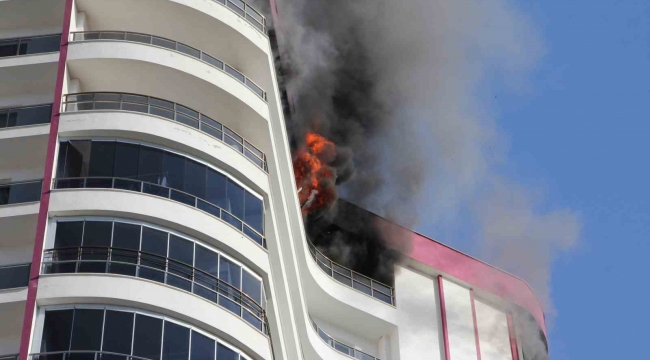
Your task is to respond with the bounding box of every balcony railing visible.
[70,31,267,101]
[0,180,43,206]
[29,351,151,360]
[310,317,379,360]
[210,0,266,33]
[0,354,18,360]
[52,177,266,248]
[0,104,52,129]
[62,92,268,172]
[0,263,31,290]
[0,34,60,58]
[42,246,269,335]
[308,240,395,306]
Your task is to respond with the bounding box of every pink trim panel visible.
[403,231,546,335]
[507,314,520,360]
[438,276,451,360]
[18,1,73,359]
[470,290,482,360]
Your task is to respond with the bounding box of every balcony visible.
[42,246,268,334]
[310,317,379,360]
[70,31,266,101]
[0,180,42,207]
[0,104,51,129]
[0,34,60,59]
[62,92,267,171]
[308,240,395,306]
[0,263,30,291]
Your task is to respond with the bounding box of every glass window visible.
[56,142,69,178]
[113,142,140,179]
[205,169,227,209]
[79,221,112,273]
[218,257,241,289]
[102,310,134,356]
[244,193,263,234]
[183,159,206,198]
[216,344,239,360]
[162,321,190,360]
[62,140,92,178]
[225,180,244,219]
[193,245,219,301]
[190,331,214,360]
[110,222,141,276]
[54,221,83,248]
[242,270,261,304]
[0,39,19,57]
[139,227,168,283]
[162,152,185,189]
[70,309,104,351]
[167,235,194,291]
[133,314,163,360]
[89,141,116,177]
[19,35,60,55]
[138,146,164,184]
[40,310,74,353]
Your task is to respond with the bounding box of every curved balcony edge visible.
[310,317,380,360]
[35,275,272,360]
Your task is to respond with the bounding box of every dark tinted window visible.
[205,169,227,209]
[82,221,112,247]
[244,193,263,233]
[162,152,185,189]
[242,270,261,304]
[54,221,83,248]
[102,310,134,355]
[183,159,206,198]
[112,222,141,250]
[194,246,218,276]
[141,227,168,255]
[168,235,193,265]
[41,310,74,352]
[56,142,69,178]
[190,331,214,360]
[162,321,190,360]
[89,141,116,177]
[219,258,241,289]
[138,146,164,184]
[225,180,244,219]
[133,314,163,360]
[113,142,140,179]
[216,344,238,360]
[70,309,104,351]
[63,140,92,177]
[139,227,168,282]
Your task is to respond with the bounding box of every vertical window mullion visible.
[159,321,165,360]
[130,311,136,357]
[99,308,107,353]
[68,308,76,352]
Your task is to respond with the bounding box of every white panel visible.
[396,266,442,360]
[443,279,478,360]
[475,300,512,360]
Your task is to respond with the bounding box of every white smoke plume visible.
[262,0,581,319]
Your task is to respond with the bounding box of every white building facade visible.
[0,1,548,360]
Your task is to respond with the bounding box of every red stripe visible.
[438,276,451,360]
[470,290,482,360]
[17,1,74,359]
[507,314,520,360]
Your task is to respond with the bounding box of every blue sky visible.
[426,0,649,358]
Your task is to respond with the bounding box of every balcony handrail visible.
[29,350,152,360]
[52,177,266,249]
[62,91,268,172]
[0,34,61,57]
[69,31,267,101]
[307,238,395,306]
[209,0,266,33]
[42,246,269,335]
[310,317,380,360]
[0,103,53,129]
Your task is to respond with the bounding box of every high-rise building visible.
[0,1,548,360]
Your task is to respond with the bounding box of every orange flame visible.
[293,132,337,213]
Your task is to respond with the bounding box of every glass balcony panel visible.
[176,43,201,58]
[193,283,218,302]
[197,199,221,218]
[201,125,223,141]
[54,178,85,189]
[333,272,353,286]
[317,260,332,275]
[85,177,113,188]
[201,53,223,69]
[372,291,392,305]
[121,102,148,113]
[318,329,332,346]
[352,281,372,296]
[246,16,264,32]
[245,80,264,99]
[201,114,222,129]
[243,226,264,247]
[94,102,121,110]
[150,98,174,110]
[113,178,142,192]
[150,107,175,120]
[372,281,392,295]
[332,263,351,277]
[334,342,354,356]
[125,33,151,44]
[176,105,199,119]
[227,0,245,16]
[244,150,264,168]
[99,32,126,40]
[224,135,244,153]
[352,272,372,286]
[245,7,264,23]
[355,352,376,360]
[170,189,195,206]
[81,32,100,40]
[151,37,176,50]
[176,114,199,129]
[122,94,148,103]
[94,93,121,101]
[218,296,242,316]
[243,309,263,331]
[0,264,30,290]
[221,211,243,230]
[225,65,246,83]
[142,183,170,198]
